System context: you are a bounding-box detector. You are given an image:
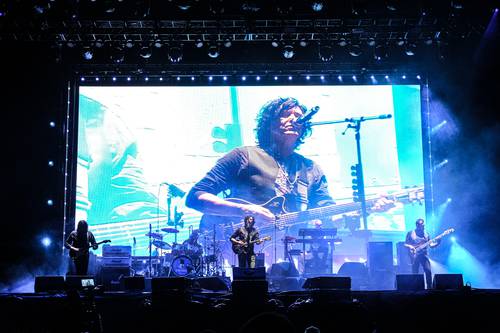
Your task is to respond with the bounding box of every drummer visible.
[182,229,203,257]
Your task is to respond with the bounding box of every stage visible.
[2,286,499,333]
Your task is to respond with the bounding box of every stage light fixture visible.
[338,38,348,47]
[208,44,220,58]
[191,76,195,81]
[288,76,292,80]
[125,40,134,48]
[402,75,406,79]
[177,1,193,11]
[348,44,362,57]
[80,77,85,82]
[82,47,93,61]
[385,75,389,80]
[47,199,53,206]
[242,76,246,81]
[145,77,149,81]
[95,77,99,81]
[241,1,261,12]
[177,76,181,81]
[451,236,456,242]
[320,75,325,80]
[283,45,294,59]
[386,0,398,11]
[405,42,417,56]
[367,38,376,47]
[447,198,452,203]
[112,77,117,81]
[48,160,54,167]
[271,38,280,48]
[49,121,56,127]
[352,75,357,82]
[209,76,213,81]
[154,39,163,48]
[451,1,463,10]
[274,76,278,80]
[299,36,308,47]
[223,38,232,48]
[338,75,342,81]
[66,40,76,48]
[306,75,310,80]
[223,76,227,81]
[95,39,104,48]
[139,45,152,59]
[168,45,183,63]
[195,39,204,48]
[159,77,163,81]
[127,77,131,81]
[110,46,125,63]
[256,76,261,81]
[374,44,389,61]
[311,1,324,12]
[319,44,334,62]
[41,237,52,248]
[417,75,421,80]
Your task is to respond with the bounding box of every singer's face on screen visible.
[272,105,304,145]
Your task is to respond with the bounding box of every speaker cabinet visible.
[302,276,351,290]
[396,274,425,291]
[232,267,266,280]
[122,276,145,291]
[65,275,95,290]
[269,262,300,278]
[433,274,464,290]
[34,276,65,293]
[151,277,190,293]
[367,241,394,274]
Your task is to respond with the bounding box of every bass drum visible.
[170,255,199,277]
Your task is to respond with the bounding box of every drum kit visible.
[144,227,223,277]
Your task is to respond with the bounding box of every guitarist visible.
[65,220,99,275]
[230,216,263,268]
[404,218,441,288]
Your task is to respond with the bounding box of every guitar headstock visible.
[443,228,455,235]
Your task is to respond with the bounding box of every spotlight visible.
[274,76,278,80]
[47,199,53,206]
[41,237,52,248]
[80,77,85,82]
[271,37,280,48]
[48,160,54,167]
[318,44,334,62]
[337,75,342,81]
[127,77,131,81]
[208,44,220,58]
[288,76,292,80]
[168,45,183,63]
[367,38,376,47]
[402,75,406,79]
[241,1,261,12]
[447,198,452,203]
[242,76,246,81]
[95,77,99,81]
[94,39,104,48]
[112,77,117,81]
[223,76,227,81]
[139,45,152,59]
[145,77,149,81]
[451,236,456,242]
[159,77,163,81]
[177,1,193,10]
[49,121,56,128]
[338,38,348,47]
[208,76,213,81]
[82,47,93,61]
[223,38,232,48]
[311,2,324,12]
[348,44,362,57]
[195,39,204,48]
[320,75,325,80]
[374,44,389,60]
[451,1,463,10]
[283,45,294,59]
[256,76,261,81]
[299,36,308,47]
[417,75,421,80]
[405,42,417,56]
[110,46,125,63]
[433,159,449,171]
[125,40,134,48]
[386,0,398,11]
[191,76,195,81]
[306,75,310,80]
[385,75,389,80]
[352,75,357,82]
[370,75,377,84]
[154,39,163,48]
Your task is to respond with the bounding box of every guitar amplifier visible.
[101,257,132,267]
[102,245,131,257]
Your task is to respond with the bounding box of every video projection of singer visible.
[75,85,425,256]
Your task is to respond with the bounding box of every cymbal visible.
[145,232,164,240]
[152,240,171,249]
[161,227,179,233]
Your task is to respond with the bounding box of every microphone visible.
[295,106,320,125]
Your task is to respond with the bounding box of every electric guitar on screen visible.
[231,236,271,255]
[69,240,111,259]
[201,186,424,232]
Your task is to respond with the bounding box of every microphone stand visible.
[148,224,152,277]
[310,114,392,230]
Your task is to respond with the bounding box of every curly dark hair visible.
[255,97,312,150]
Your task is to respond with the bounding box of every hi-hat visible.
[161,227,179,233]
[145,232,164,240]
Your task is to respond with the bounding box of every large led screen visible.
[75,85,425,259]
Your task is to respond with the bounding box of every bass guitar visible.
[70,239,111,259]
[231,236,271,255]
[407,228,454,262]
[201,186,424,231]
